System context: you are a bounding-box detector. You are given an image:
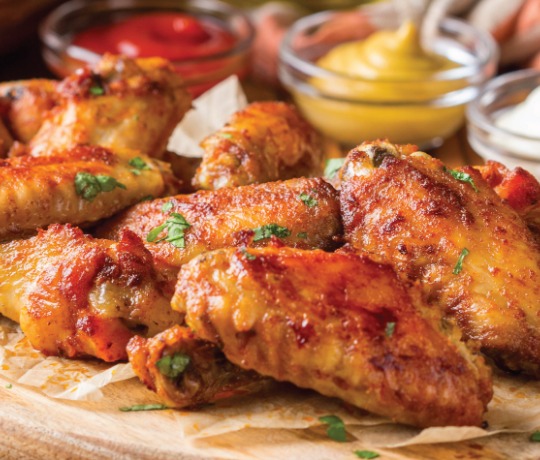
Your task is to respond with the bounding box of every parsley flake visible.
[89,85,104,96]
[161,201,174,212]
[139,195,154,202]
[299,192,318,208]
[444,167,479,192]
[157,353,190,379]
[297,232,308,239]
[319,415,347,442]
[324,158,346,179]
[385,322,396,338]
[252,224,291,242]
[129,157,150,175]
[530,431,540,442]
[5,383,12,389]
[354,450,380,459]
[74,172,126,201]
[241,248,256,261]
[119,404,169,412]
[147,212,191,248]
[453,248,470,275]
[219,133,234,139]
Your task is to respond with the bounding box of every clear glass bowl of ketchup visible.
[40,0,255,97]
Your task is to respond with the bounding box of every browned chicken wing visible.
[128,325,267,408]
[97,177,342,292]
[172,246,492,428]
[0,224,181,362]
[339,140,540,376]
[193,102,323,190]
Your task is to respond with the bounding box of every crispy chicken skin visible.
[0,225,182,362]
[172,247,491,427]
[0,145,176,241]
[128,325,267,408]
[97,177,342,291]
[28,54,191,158]
[193,102,323,190]
[0,79,59,144]
[340,141,540,376]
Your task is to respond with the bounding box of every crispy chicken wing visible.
[339,141,540,376]
[128,325,267,408]
[193,102,323,190]
[28,54,191,158]
[172,246,492,428]
[97,177,342,291]
[0,225,181,362]
[0,145,176,241]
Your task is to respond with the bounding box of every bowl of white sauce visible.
[467,69,540,177]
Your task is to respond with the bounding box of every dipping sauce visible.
[495,86,540,139]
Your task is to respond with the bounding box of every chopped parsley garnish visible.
[129,157,150,175]
[530,431,540,442]
[354,451,380,459]
[241,247,256,261]
[89,85,104,96]
[444,167,479,192]
[319,415,347,442]
[252,224,291,242]
[324,158,346,179]
[453,248,470,275]
[147,212,191,248]
[119,404,169,412]
[156,353,190,379]
[297,232,308,239]
[139,195,154,202]
[161,201,174,212]
[299,192,318,208]
[5,383,12,389]
[219,132,234,139]
[385,322,396,338]
[74,172,126,201]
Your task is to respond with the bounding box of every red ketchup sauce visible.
[72,13,240,96]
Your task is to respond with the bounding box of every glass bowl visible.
[40,0,254,97]
[279,13,498,149]
[467,69,540,178]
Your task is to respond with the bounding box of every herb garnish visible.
[354,450,380,459]
[161,201,174,212]
[252,224,291,242]
[219,133,234,139]
[89,85,105,96]
[299,192,318,208]
[74,172,126,201]
[156,353,190,379]
[444,167,479,192]
[240,248,256,261]
[453,248,470,275]
[530,431,540,442]
[297,232,308,239]
[147,213,191,248]
[129,157,150,175]
[5,383,12,389]
[119,404,169,412]
[385,322,396,338]
[324,158,346,179]
[319,415,347,442]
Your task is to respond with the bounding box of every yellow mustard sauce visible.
[293,21,467,147]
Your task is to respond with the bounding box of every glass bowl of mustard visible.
[279,12,498,149]
[467,69,540,178]
[40,0,254,97]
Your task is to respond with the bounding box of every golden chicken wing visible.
[128,325,267,408]
[0,145,176,241]
[97,177,342,291]
[172,246,492,428]
[339,140,540,376]
[28,54,191,158]
[0,225,181,362]
[193,102,323,190]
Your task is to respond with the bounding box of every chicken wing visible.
[339,140,540,376]
[172,246,492,428]
[97,177,342,292]
[193,102,323,190]
[0,224,181,362]
[0,145,176,241]
[28,54,191,158]
[128,325,267,408]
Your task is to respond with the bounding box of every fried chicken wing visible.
[28,54,191,158]
[0,225,181,362]
[97,177,342,291]
[339,141,540,376]
[128,325,267,408]
[193,102,323,190]
[172,246,492,428]
[0,145,176,241]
